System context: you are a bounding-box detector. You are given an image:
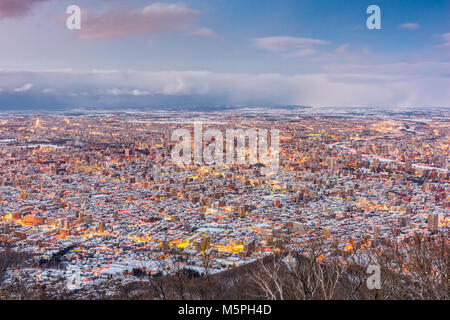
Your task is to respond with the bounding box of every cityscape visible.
[0,0,448,305]
[0,107,448,299]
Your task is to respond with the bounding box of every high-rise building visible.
[427,213,439,233]
[98,221,105,233]
[405,160,412,173]
[372,158,379,171]
[397,216,407,228]
[322,227,331,239]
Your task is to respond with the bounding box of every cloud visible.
[132,89,151,96]
[189,27,217,37]
[0,66,448,109]
[77,3,213,40]
[335,43,371,57]
[253,36,329,53]
[283,49,317,58]
[42,88,56,94]
[399,23,420,30]
[13,83,33,92]
[253,36,372,60]
[0,0,47,18]
[437,32,450,48]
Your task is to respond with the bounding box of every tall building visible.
[372,158,379,171]
[427,213,439,233]
[397,216,407,228]
[322,227,331,239]
[98,221,105,233]
[405,160,412,173]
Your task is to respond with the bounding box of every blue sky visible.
[0,0,449,109]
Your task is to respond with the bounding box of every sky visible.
[0,0,449,109]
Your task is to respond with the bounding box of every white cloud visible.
[283,48,316,58]
[105,88,127,96]
[78,3,213,40]
[42,88,56,94]
[13,83,33,92]
[132,89,151,96]
[104,88,152,96]
[253,36,329,53]
[0,66,448,108]
[189,27,217,37]
[335,43,371,57]
[437,33,450,48]
[399,23,420,30]
[254,37,371,60]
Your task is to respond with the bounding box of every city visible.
[0,0,448,307]
[0,107,448,299]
